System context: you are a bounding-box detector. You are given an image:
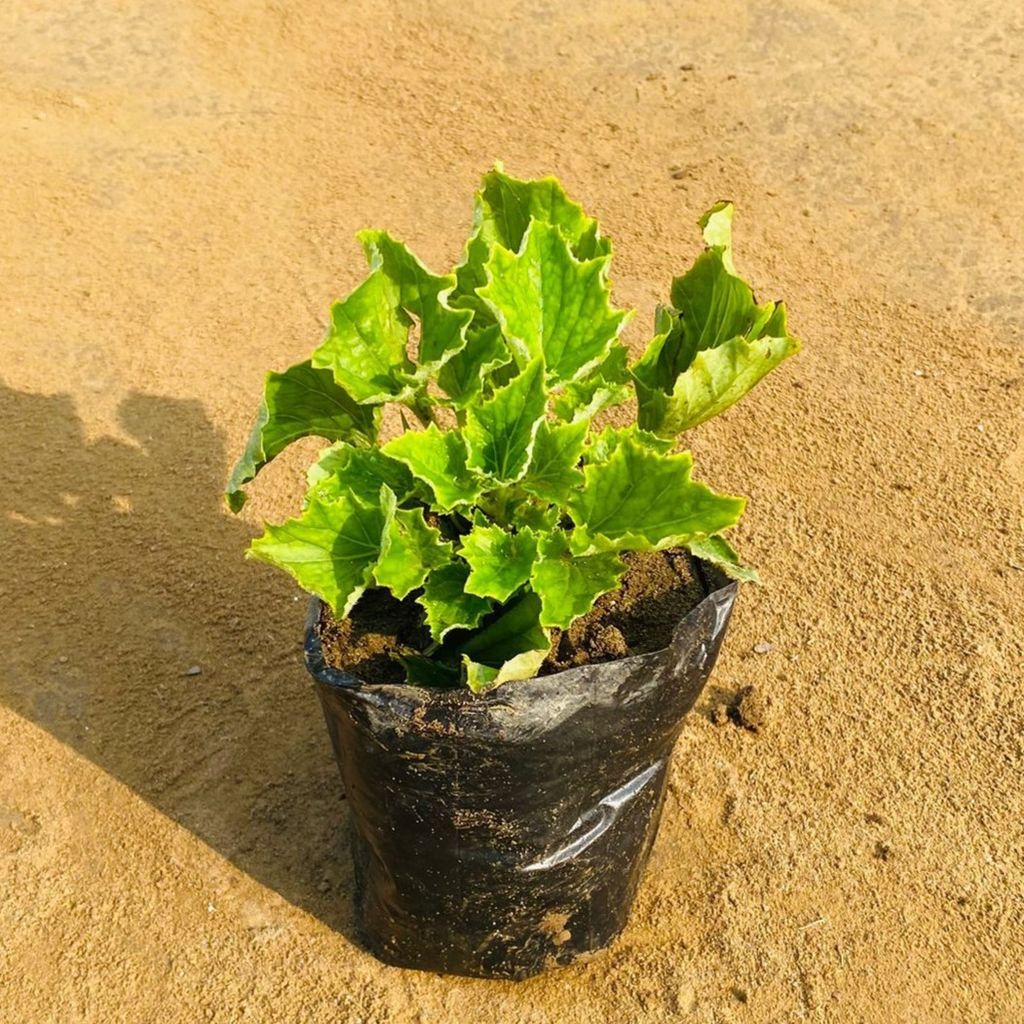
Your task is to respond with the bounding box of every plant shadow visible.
[0,383,358,939]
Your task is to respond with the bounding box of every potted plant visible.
[227,166,799,979]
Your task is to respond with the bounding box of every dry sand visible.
[2,2,1022,1021]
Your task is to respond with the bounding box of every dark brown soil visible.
[316,550,708,685]
[317,588,432,683]
[540,550,706,674]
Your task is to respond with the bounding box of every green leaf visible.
[697,201,737,269]
[400,654,461,688]
[225,361,378,512]
[569,436,745,552]
[476,165,611,261]
[358,230,472,377]
[688,535,761,583]
[463,647,548,693]
[517,501,560,532]
[551,343,631,421]
[530,531,626,629]
[418,562,493,641]
[457,591,548,666]
[632,205,800,436]
[375,507,453,599]
[584,425,673,465]
[248,488,387,617]
[452,167,613,322]
[462,658,499,693]
[629,304,683,394]
[461,524,537,602]
[307,443,414,504]
[521,418,587,503]
[436,323,510,408]
[669,212,769,366]
[312,269,414,403]
[640,329,800,434]
[382,424,481,511]
[478,220,630,385]
[451,228,495,324]
[464,358,547,482]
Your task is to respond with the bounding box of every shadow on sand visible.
[0,383,357,938]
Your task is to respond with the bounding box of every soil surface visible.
[318,551,704,682]
[543,551,706,673]
[2,2,1023,1022]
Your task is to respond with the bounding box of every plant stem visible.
[408,393,435,428]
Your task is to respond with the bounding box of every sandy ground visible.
[2,1,1023,1021]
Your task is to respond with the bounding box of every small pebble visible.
[58,655,68,664]
[752,641,773,655]
[183,665,202,676]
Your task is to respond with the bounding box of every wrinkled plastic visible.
[304,562,737,980]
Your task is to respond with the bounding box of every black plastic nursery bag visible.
[305,565,737,980]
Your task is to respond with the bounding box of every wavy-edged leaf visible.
[530,531,626,629]
[640,329,799,435]
[226,361,378,512]
[551,343,631,421]
[477,165,611,261]
[463,647,548,693]
[698,201,737,268]
[457,591,548,667]
[248,488,387,617]
[307,443,414,504]
[517,501,560,533]
[452,166,613,321]
[461,524,537,602]
[359,230,472,378]
[437,323,510,408]
[312,269,413,403]
[688,534,761,583]
[569,436,744,553]
[521,419,587,503]
[382,424,481,511]
[451,228,495,323]
[479,221,630,385]
[418,562,493,642]
[669,204,771,367]
[584,424,672,465]
[464,358,547,482]
[375,507,453,599]
[632,204,799,436]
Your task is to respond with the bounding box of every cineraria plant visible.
[227,166,800,691]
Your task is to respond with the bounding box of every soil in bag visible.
[316,550,707,679]
[308,550,736,979]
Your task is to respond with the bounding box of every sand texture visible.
[1,2,1022,1021]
